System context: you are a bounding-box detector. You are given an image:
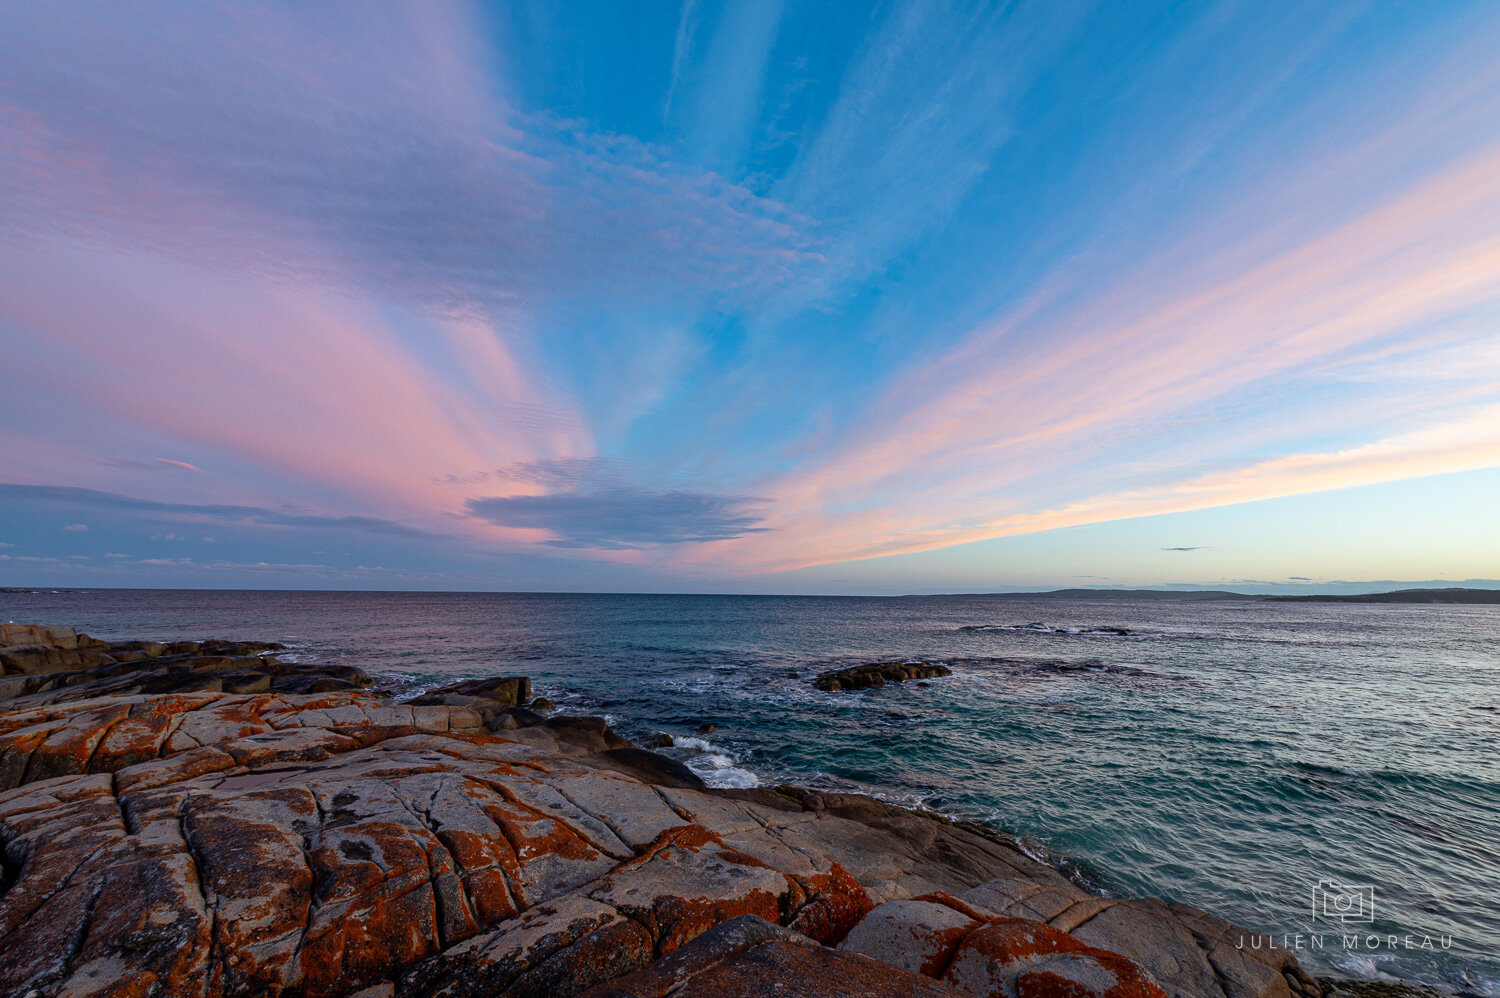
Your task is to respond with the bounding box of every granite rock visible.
[812,661,953,691]
[0,630,369,708]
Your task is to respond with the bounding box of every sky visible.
[2,0,1499,594]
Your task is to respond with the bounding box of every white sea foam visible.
[1328,953,1388,980]
[673,736,761,789]
[965,623,1222,639]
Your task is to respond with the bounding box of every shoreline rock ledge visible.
[2,626,1313,998]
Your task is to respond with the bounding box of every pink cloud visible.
[0,2,818,554]
[0,235,582,542]
[0,3,820,320]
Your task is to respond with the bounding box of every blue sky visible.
[2,1,1498,593]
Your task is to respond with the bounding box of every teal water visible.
[5,589,1497,993]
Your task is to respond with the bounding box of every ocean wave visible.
[274,643,325,664]
[1325,950,1500,998]
[1018,659,1162,678]
[794,655,1184,687]
[961,622,1223,640]
[1288,759,1395,782]
[939,656,1185,681]
[670,735,762,789]
[379,674,432,699]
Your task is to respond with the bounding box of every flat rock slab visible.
[840,898,981,976]
[611,935,970,998]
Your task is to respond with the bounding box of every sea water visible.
[5,589,1497,993]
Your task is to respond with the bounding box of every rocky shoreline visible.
[0,625,1425,998]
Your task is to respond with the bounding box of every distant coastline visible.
[1262,587,1500,604]
[945,587,1500,604]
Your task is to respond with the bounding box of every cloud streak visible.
[730,402,1500,574]
[0,484,438,539]
[467,488,768,549]
[154,459,205,473]
[463,462,767,548]
[706,95,1500,571]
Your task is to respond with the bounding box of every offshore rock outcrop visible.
[812,661,953,691]
[0,627,1308,998]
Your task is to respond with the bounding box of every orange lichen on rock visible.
[942,917,1170,998]
[587,824,798,955]
[787,863,873,945]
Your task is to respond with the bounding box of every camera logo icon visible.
[1312,880,1376,924]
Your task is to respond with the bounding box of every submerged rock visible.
[1318,979,1450,998]
[813,661,953,692]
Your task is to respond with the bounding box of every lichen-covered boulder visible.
[840,897,983,975]
[942,917,1169,998]
[587,919,972,998]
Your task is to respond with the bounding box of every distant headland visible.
[949,587,1500,604]
[1262,587,1500,604]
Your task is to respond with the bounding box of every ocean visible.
[4,588,1497,993]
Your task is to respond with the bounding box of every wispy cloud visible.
[0,3,818,315]
[0,484,435,539]
[739,402,1500,573]
[154,458,204,473]
[707,110,1500,571]
[780,0,1083,276]
[465,460,767,548]
[467,489,767,549]
[662,0,701,123]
